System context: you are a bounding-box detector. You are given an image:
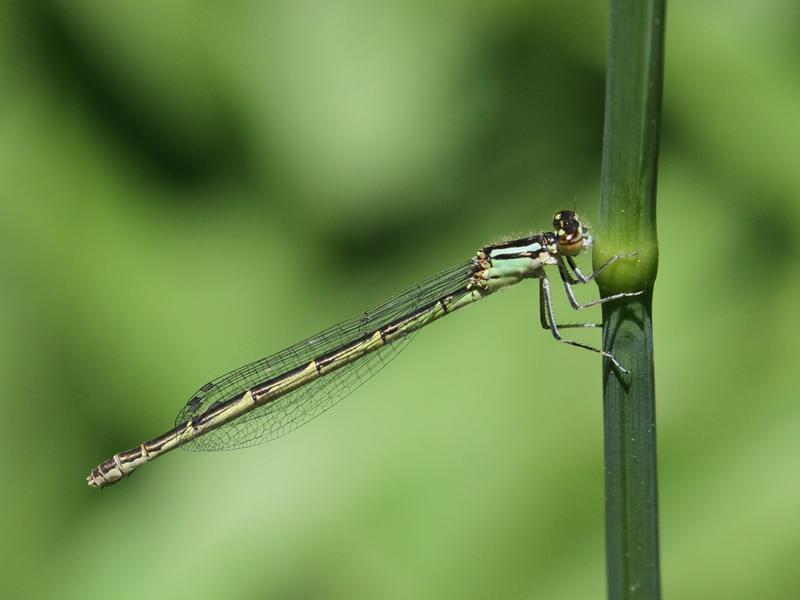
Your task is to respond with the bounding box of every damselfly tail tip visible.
[86,471,99,488]
[86,467,108,488]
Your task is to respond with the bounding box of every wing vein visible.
[176,259,476,451]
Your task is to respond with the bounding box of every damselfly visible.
[87,210,640,488]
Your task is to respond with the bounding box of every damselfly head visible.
[553,210,590,256]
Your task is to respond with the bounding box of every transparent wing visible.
[175,259,477,451]
[185,333,416,451]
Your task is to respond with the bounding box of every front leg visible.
[557,256,643,311]
[566,251,638,284]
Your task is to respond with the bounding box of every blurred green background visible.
[2,1,799,598]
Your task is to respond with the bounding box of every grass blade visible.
[595,1,665,598]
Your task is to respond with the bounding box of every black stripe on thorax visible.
[485,232,558,260]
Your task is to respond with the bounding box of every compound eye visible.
[552,209,585,256]
[553,210,574,230]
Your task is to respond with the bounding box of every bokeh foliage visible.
[1,2,799,599]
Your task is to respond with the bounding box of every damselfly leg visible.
[557,257,643,311]
[564,251,639,284]
[538,277,630,373]
[539,252,643,373]
[537,277,600,330]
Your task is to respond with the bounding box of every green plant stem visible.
[595,1,664,599]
